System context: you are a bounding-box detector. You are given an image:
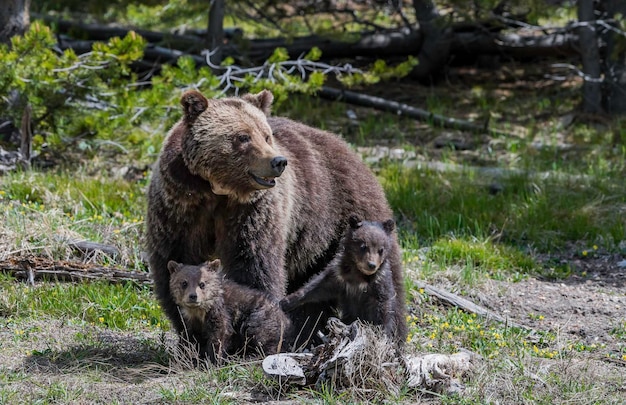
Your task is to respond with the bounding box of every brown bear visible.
[145,89,407,348]
[168,258,292,362]
[280,215,404,344]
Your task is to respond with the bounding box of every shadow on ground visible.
[21,329,172,382]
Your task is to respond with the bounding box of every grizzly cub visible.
[168,259,292,363]
[280,216,402,344]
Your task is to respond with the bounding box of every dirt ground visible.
[477,253,626,361]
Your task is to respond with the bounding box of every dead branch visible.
[417,281,533,331]
[64,238,121,258]
[19,103,32,166]
[317,86,510,137]
[0,257,151,285]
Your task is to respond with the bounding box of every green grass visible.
[0,168,147,269]
[380,164,626,252]
[0,273,167,331]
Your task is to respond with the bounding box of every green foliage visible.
[339,56,418,87]
[0,22,149,155]
[0,24,321,162]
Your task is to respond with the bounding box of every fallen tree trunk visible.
[317,86,509,137]
[0,257,151,285]
[44,16,578,64]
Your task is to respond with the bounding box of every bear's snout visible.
[270,156,288,177]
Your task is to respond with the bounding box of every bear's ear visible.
[180,90,209,122]
[167,260,182,274]
[205,258,221,271]
[242,90,274,116]
[382,219,395,234]
[348,214,362,229]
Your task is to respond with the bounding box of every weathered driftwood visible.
[405,351,474,394]
[263,318,477,398]
[0,257,151,285]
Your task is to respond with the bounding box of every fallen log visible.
[63,238,121,258]
[0,257,151,285]
[43,15,578,64]
[318,86,510,137]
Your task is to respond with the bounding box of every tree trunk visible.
[410,0,451,81]
[604,0,626,115]
[0,0,31,44]
[206,0,225,65]
[577,0,603,113]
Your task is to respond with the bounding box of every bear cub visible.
[280,215,401,343]
[169,259,292,363]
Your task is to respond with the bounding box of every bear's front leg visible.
[280,268,341,312]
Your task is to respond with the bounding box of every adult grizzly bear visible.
[146,89,407,347]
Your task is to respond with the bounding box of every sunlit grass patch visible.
[426,237,536,281]
[0,168,147,269]
[381,163,626,252]
[0,169,146,223]
[0,274,167,331]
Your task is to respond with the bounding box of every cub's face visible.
[179,90,288,203]
[346,217,395,276]
[168,259,222,309]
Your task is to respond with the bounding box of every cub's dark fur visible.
[280,216,403,344]
[169,259,292,362]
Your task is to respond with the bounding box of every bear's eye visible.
[199,282,205,289]
[360,243,367,252]
[181,281,188,289]
[378,247,384,255]
[238,134,250,143]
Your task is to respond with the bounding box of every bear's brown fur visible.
[280,216,405,344]
[146,89,407,347]
[169,259,292,362]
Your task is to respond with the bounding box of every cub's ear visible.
[242,90,274,116]
[382,219,395,234]
[180,90,209,122]
[348,214,362,229]
[167,260,183,274]
[205,258,221,271]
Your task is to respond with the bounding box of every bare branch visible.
[201,48,364,96]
